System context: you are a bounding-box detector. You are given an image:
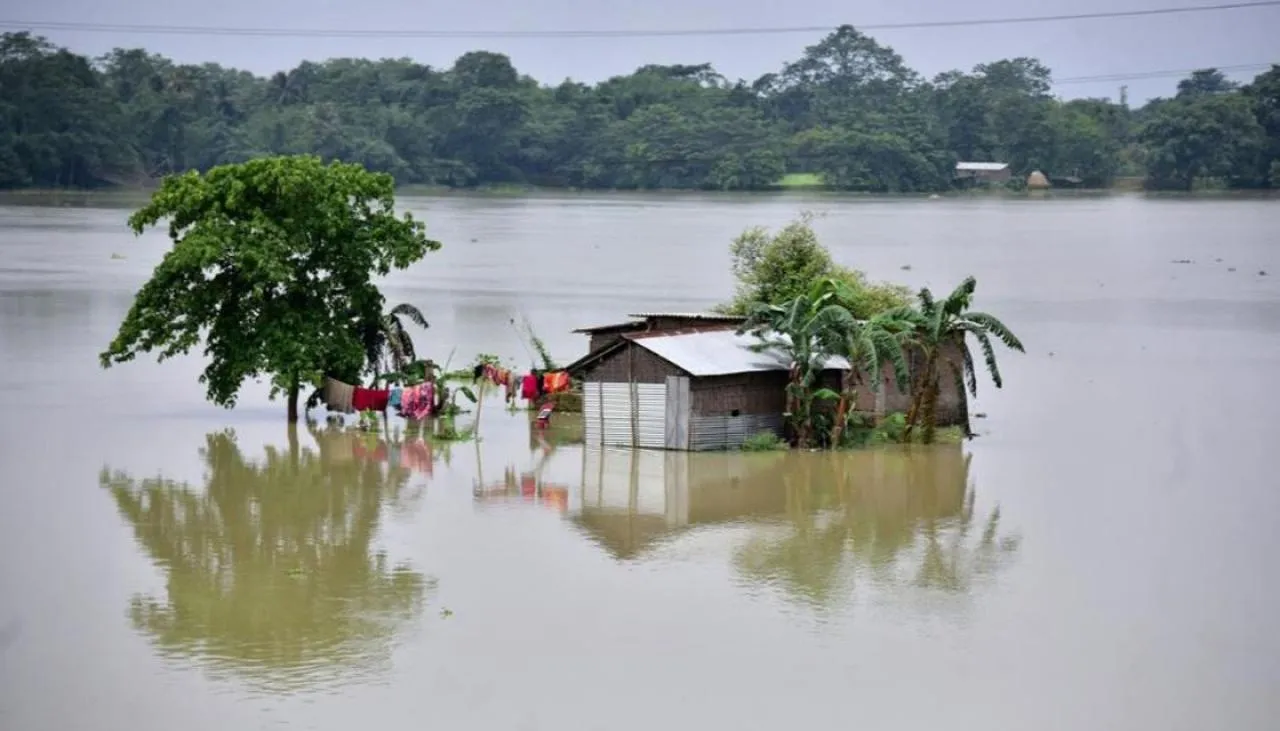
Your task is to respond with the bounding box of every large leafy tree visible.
[894,277,1024,444]
[1139,68,1268,190]
[99,155,441,421]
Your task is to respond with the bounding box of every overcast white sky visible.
[3,0,1278,101]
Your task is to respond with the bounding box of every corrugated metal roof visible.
[955,161,1009,171]
[624,312,746,321]
[629,329,850,377]
[571,320,646,334]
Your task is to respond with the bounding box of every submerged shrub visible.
[741,430,788,451]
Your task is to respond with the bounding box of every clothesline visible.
[473,364,572,404]
[323,376,435,419]
[323,358,574,421]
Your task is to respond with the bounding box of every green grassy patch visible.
[774,172,827,190]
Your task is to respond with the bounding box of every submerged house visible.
[566,313,970,451]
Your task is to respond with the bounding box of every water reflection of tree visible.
[99,426,432,693]
[733,446,1019,608]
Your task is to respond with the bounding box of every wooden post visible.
[628,344,638,447]
[473,378,486,436]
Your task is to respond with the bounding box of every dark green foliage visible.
[2,29,1277,191]
[99,156,441,420]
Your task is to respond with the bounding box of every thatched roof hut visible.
[1027,170,1051,189]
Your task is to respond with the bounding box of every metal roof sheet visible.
[571,320,646,334]
[955,161,1010,171]
[629,329,850,377]
[624,312,746,321]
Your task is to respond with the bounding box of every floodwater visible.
[1,191,1279,730]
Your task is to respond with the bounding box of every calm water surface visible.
[1,192,1279,730]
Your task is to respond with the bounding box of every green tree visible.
[99,156,441,421]
[7,31,1275,193]
[1139,89,1266,190]
[722,214,910,317]
[1242,64,1280,187]
[895,277,1024,444]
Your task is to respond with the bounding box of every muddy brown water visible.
[1,192,1278,730]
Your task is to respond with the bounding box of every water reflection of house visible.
[575,447,969,559]
[574,446,1015,603]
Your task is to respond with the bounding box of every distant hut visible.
[954,162,1011,185]
[1026,170,1051,189]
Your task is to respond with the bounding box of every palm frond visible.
[916,286,936,315]
[965,311,1025,353]
[390,303,430,330]
[941,276,977,318]
[971,330,1004,389]
[870,326,911,392]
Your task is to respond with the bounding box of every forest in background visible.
[1,27,1277,192]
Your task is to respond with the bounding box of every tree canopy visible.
[2,29,1277,192]
[99,155,440,420]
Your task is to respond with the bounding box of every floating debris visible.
[440,608,453,619]
[1228,267,1237,272]
[1170,259,1193,264]
[110,253,125,260]
[1261,270,1269,277]
[900,264,912,271]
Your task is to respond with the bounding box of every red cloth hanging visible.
[352,387,390,412]
[520,374,538,400]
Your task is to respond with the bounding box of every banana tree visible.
[363,303,429,385]
[738,281,852,448]
[895,276,1024,444]
[817,277,915,446]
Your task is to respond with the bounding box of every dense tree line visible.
[1,28,1277,192]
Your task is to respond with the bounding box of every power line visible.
[1054,62,1273,84]
[2,2,1278,39]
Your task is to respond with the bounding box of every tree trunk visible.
[921,377,940,444]
[902,361,927,442]
[287,378,300,423]
[830,371,854,447]
[286,421,300,468]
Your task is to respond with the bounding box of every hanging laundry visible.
[324,377,355,414]
[543,371,570,394]
[388,387,403,409]
[520,373,538,401]
[352,387,390,412]
[472,364,485,381]
[401,382,434,420]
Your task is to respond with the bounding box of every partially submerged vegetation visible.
[98,156,440,422]
[729,214,1025,449]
